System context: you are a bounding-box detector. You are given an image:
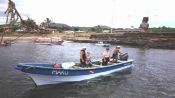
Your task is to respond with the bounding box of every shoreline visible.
[1,32,175,49]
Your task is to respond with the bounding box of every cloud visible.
[0,16,5,24]
[0,11,3,16]
[1,0,175,27]
[0,0,7,4]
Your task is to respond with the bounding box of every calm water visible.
[0,42,175,98]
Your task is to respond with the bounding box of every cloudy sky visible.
[0,0,175,28]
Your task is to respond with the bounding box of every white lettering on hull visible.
[52,70,69,75]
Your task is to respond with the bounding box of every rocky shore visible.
[67,32,175,49]
[1,32,175,49]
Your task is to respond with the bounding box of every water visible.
[0,42,175,98]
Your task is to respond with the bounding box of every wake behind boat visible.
[16,59,133,86]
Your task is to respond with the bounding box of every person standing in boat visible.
[86,52,93,67]
[111,46,121,62]
[102,47,110,65]
[80,47,87,67]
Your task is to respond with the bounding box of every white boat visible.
[16,59,133,86]
[95,41,110,47]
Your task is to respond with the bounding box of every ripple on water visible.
[0,43,175,98]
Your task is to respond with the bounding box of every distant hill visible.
[93,25,111,29]
[72,25,111,32]
[50,23,71,28]
[48,23,111,32]
[49,23,110,29]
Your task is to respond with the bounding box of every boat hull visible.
[28,64,132,86]
[16,60,133,86]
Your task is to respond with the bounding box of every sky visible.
[0,0,175,28]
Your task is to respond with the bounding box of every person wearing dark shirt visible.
[80,47,87,67]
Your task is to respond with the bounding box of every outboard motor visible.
[120,53,129,61]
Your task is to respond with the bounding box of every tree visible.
[11,23,20,31]
[90,25,103,33]
[73,27,79,31]
[45,18,52,28]
[40,18,54,29]
[96,25,102,33]
[90,27,96,32]
[23,18,37,31]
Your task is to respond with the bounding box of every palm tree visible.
[40,18,53,29]
[45,18,53,28]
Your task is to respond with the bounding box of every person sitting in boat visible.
[111,46,122,62]
[80,47,87,67]
[86,52,93,67]
[102,47,110,65]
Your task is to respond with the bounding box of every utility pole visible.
[111,0,115,33]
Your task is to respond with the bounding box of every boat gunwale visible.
[17,59,133,71]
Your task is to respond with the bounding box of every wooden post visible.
[0,31,5,45]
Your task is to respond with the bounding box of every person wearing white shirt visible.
[102,48,110,65]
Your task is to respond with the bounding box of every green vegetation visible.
[40,18,53,28]
[11,22,20,31]
[24,18,38,31]
[149,26,175,33]
[40,18,111,33]
[1,17,175,34]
